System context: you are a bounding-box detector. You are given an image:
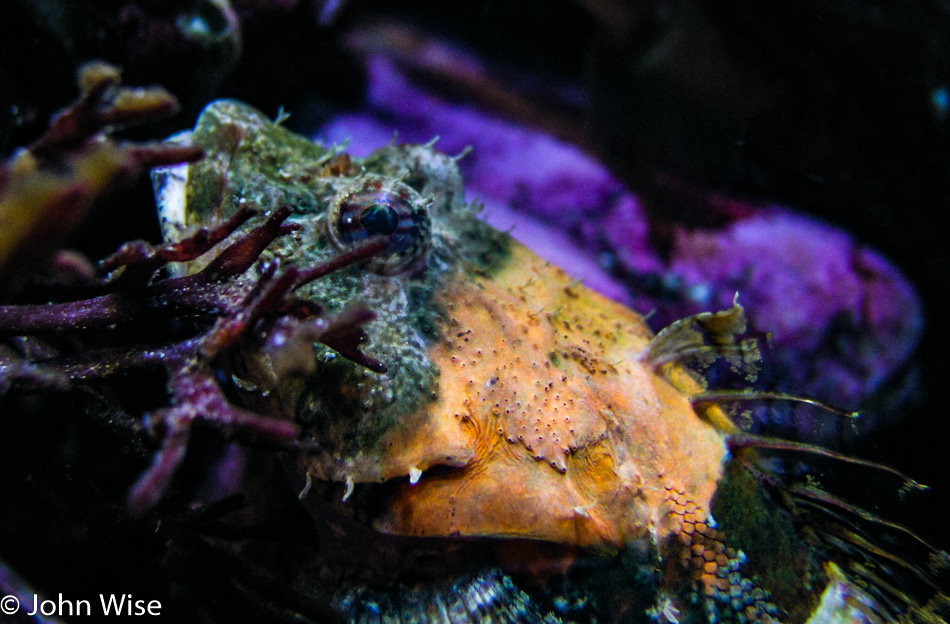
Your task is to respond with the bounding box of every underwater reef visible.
[2,2,949,622]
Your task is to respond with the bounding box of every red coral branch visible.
[29,62,180,160]
[100,205,259,287]
[0,62,204,298]
[127,360,300,516]
[198,206,299,282]
[1,206,386,514]
[0,208,298,334]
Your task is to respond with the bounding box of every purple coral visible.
[660,212,921,400]
[318,54,923,439]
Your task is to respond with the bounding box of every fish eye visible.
[357,203,399,237]
[328,177,431,276]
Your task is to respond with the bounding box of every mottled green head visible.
[152,100,510,483]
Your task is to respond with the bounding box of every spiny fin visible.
[790,483,949,570]
[641,297,761,388]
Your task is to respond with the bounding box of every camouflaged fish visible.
[152,100,949,624]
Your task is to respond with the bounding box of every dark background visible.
[2,0,948,617]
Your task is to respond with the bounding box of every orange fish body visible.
[154,99,947,624]
[375,242,726,552]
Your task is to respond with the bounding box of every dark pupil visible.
[358,203,399,237]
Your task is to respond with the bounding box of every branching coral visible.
[0,63,386,517]
[0,61,204,297]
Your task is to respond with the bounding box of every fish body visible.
[153,100,945,624]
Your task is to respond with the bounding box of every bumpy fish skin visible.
[158,100,504,483]
[153,100,946,624]
[156,99,725,546]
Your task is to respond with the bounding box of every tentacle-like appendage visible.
[727,432,927,492]
[789,484,949,571]
[727,434,950,622]
[690,390,860,421]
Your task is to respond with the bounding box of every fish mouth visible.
[289,462,604,578]
[289,240,730,552]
